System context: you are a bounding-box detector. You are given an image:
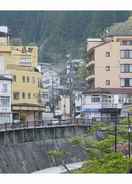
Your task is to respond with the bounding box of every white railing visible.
[82,103,122,109]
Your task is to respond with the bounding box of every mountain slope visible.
[0,11,129,63]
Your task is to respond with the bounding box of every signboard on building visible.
[81,108,99,112]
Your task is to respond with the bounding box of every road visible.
[32,161,84,173]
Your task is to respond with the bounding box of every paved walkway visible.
[32,162,84,173]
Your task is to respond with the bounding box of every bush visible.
[78,152,132,173]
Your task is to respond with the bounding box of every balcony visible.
[87,60,95,67]
[81,102,122,111]
[101,103,122,109]
[86,74,95,81]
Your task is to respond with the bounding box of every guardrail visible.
[0,115,125,132]
[0,118,92,132]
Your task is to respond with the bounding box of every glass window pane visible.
[129,51,132,58]
[120,51,125,58]
[120,79,125,87]
[126,64,129,72]
[120,65,124,72]
[130,79,132,86]
[130,65,132,72]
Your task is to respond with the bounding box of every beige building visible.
[86,35,132,89]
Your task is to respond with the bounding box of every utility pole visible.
[66,54,75,121]
[114,110,119,152]
[114,116,117,152]
[51,74,55,117]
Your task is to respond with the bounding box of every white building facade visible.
[0,75,12,123]
[81,88,132,121]
[39,63,61,114]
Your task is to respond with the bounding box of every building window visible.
[38,79,40,88]
[105,66,110,71]
[27,76,30,83]
[121,40,132,46]
[102,95,112,103]
[13,92,20,100]
[120,79,125,87]
[120,64,132,73]
[121,40,128,45]
[120,78,132,87]
[22,47,26,53]
[130,79,132,87]
[106,80,110,86]
[0,83,8,93]
[28,93,31,99]
[13,75,16,82]
[91,96,100,103]
[22,76,25,83]
[120,50,132,59]
[22,92,25,99]
[20,57,31,66]
[106,52,110,57]
[2,83,8,93]
[0,96,10,107]
[28,48,33,52]
[33,93,36,98]
[32,76,35,84]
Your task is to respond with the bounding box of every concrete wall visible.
[0,126,88,173]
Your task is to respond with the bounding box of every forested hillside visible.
[0,11,129,63]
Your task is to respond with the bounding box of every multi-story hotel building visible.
[0,26,44,122]
[86,35,132,89]
[82,35,132,120]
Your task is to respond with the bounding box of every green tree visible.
[48,149,66,166]
[76,63,88,81]
[71,119,132,173]
[78,152,132,173]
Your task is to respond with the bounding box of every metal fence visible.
[0,118,92,132]
[0,115,129,132]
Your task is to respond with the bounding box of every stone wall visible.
[0,126,88,173]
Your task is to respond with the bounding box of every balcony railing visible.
[82,102,122,109]
[87,60,95,67]
[0,118,91,132]
[86,74,95,80]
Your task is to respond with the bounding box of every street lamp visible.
[128,112,131,159]
[113,110,119,152]
[114,117,117,152]
[128,127,131,159]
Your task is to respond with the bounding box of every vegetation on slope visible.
[0,11,129,62]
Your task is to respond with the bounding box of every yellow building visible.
[0,27,44,122]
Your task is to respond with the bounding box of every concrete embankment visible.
[0,126,88,173]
